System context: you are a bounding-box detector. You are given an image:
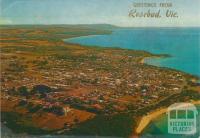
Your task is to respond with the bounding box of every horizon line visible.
[0,23,200,28]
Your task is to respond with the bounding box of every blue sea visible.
[65,28,200,77]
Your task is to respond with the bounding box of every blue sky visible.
[0,0,200,27]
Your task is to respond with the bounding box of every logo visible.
[167,103,198,135]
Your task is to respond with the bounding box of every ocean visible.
[65,28,200,77]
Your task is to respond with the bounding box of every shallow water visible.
[141,105,200,138]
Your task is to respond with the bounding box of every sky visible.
[0,0,200,27]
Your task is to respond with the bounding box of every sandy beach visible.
[135,108,167,134]
[139,58,145,64]
[135,100,200,134]
[139,56,162,64]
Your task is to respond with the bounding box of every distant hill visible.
[71,24,119,30]
[0,24,119,30]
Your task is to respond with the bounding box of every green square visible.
[177,110,186,119]
[187,110,194,119]
[170,110,176,119]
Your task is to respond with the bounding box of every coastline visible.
[64,34,103,42]
[141,56,200,80]
[139,55,167,66]
[1,25,200,137]
[135,108,167,134]
[135,100,200,134]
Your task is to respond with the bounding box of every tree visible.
[18,86,29,96]
[18,99,28,106]
[44,105,64,116]
[40,93,47,98]
[31,85,52,94]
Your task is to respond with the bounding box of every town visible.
[1,25,199,137]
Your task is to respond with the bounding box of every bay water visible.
[66,28,200,77]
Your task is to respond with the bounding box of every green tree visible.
[18,86,29,96]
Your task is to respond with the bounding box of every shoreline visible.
[141,56,200,80]
[64,30,200,79]
[2,25,200,137]
[140,54,171,64]
[135,100,200,134]
[64,34,103,42]
[135,108,167,134]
